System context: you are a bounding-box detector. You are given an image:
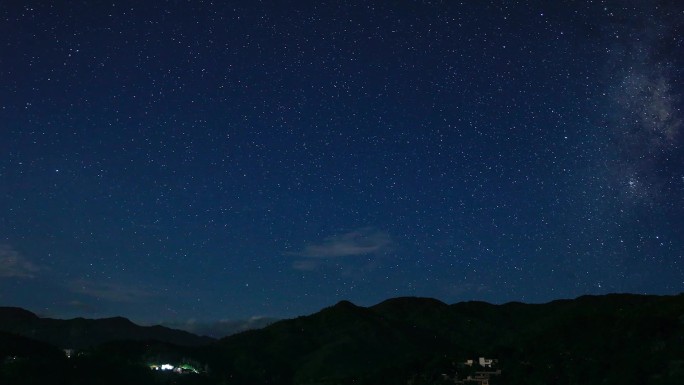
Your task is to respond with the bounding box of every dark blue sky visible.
[1,0,682,325]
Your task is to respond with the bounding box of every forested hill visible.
[207,293,684,384]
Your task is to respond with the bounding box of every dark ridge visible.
[370,297,449,329]
[332,300,358,309]
[0,309,214,349]
[97,316,137,327]
[0,307,39,322]
[372,296,447,310]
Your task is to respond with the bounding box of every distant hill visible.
[0,307,214,349]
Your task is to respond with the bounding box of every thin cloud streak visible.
[0,245,41,279]
[290,229,391,259]
[290,228,392,272]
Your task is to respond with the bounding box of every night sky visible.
[1,0,683,326]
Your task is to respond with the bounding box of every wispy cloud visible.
[292,259,320,271]
[69,280,158,303]
[0,245,41,279]
[67,300,97,313]
[290,228,391,259]
[290,228,392,271]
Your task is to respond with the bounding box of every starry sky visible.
[1,0,683,326]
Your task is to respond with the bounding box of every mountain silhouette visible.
[0,307,213,349]
[2,293,684,384]
[205,293,684,384]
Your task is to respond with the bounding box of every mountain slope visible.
[0,308,214,349]
[208,293,684,385]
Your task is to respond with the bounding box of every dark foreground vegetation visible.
[2,293,684,384]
